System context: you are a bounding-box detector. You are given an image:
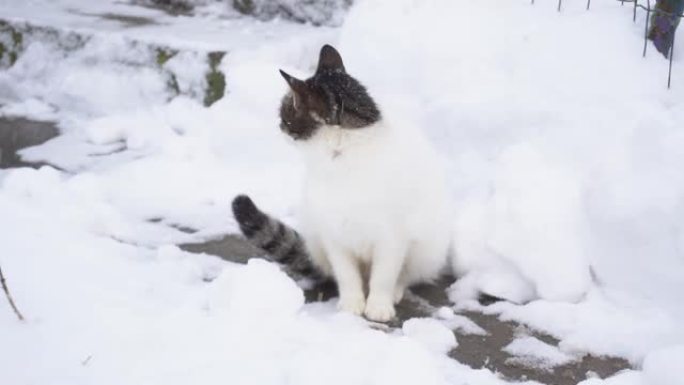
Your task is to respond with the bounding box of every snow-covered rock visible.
[233,0,352,26]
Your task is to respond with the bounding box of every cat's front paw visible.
[393,286,406,304]
[364,295,396,322]
[337,294,366,316]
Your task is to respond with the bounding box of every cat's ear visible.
[316,44,345,73]
[280,69,307,110]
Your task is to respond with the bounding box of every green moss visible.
[0,22,23,67]
[233,0,255,15]
[167,73,180,96]
[204,71,226,106]
[207,51,225,69]
[156,47,178,67]
[10,29,22,47]
[203,51,226,107]
[156,47,181,99]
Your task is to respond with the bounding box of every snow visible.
[340,0,684,370]
[401,317,458,354]
[641,345,684,385]
[434,306,487,336]
[341,0,684,306]
[0,185,527,385]
[503,336,578,369]
[1,0,684,384]
[578,371,645,385]
[0,172,505,385]
[232,0,352,26]
[208,258,304,317]
[457,287,684,368]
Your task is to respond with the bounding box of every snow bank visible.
[459,143,590,302]
[0,165,508,385]
[338,0,684,373]
[340,0,684,314]
[642,345,684,385]
[0,26,210,118]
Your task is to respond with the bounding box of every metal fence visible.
[532,0,683,88]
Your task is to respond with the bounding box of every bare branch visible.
[81,355,93,366]
[0,265,25,321]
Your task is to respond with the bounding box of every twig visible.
[81,355,93,366]
[0,265,25,321]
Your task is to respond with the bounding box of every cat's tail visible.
[231,194,314,276]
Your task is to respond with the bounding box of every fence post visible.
[644,0,652,56]
[668,31,675,87]
[634,0,638,21]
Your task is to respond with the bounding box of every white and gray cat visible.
[232,45,452,322]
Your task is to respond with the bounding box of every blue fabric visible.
[649,0,684,57]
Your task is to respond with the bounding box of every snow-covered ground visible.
[1,0,683,384]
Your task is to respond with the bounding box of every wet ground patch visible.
[0,117,59,168]
[449,311,631,385]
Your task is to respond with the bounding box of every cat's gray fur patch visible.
[279,44,380,141]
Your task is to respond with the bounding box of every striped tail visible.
[231,195,314,277]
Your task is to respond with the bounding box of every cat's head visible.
[279,45,381,140]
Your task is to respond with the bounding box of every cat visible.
[232,45,452,322]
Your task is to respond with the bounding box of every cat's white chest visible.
[314,128,360,161]
[299,123,410,244]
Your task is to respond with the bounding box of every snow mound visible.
[402,317,458,354]
[452,143,591,302]
[642,345,684,385]
[340,0,684,306]
[208,258,304,317]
